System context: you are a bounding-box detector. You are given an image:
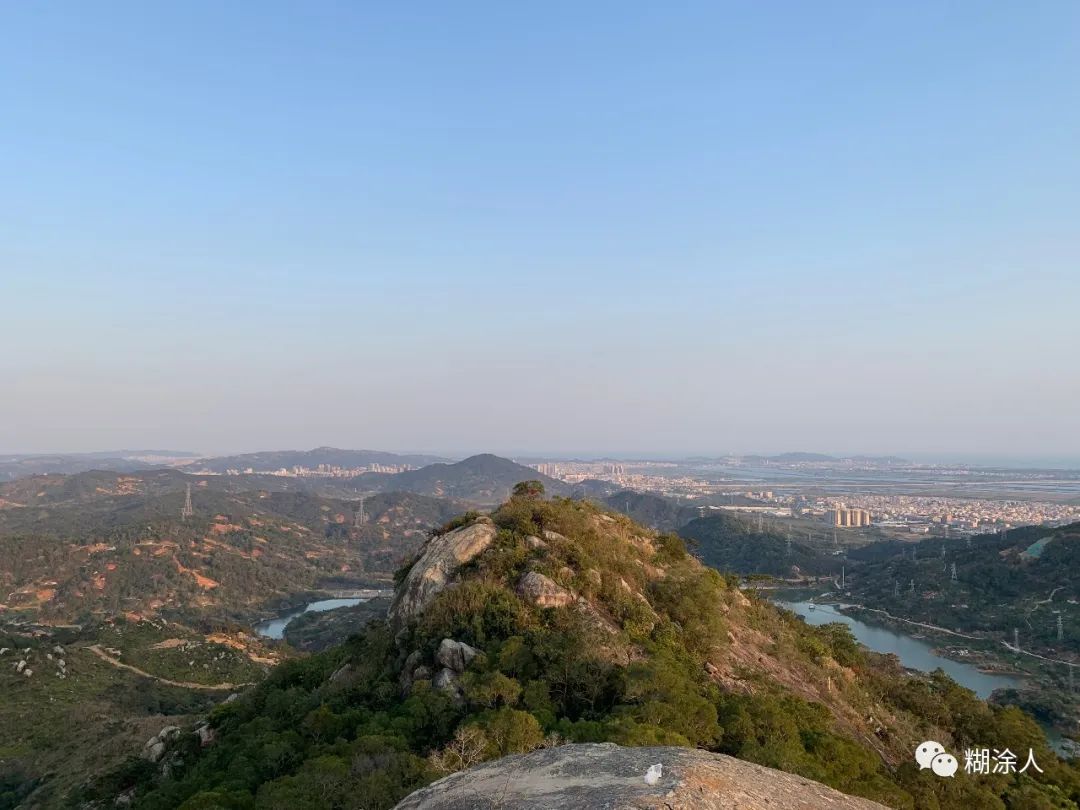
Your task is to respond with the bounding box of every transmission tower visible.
[354,496,366,528]
[893,580,899,597]
[1014,628,1021,651]
[1058,613,1064,643]
[841,566,846,590]
[909,579,915,594]
[786,537,792,555]
[950,562,958,583]
[180,484,194,520]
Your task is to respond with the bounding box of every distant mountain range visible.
[739,452,909,465]
[0,453,564,518]
[186,446,450,473]
[0,451,199,481]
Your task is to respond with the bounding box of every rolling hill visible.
[379,454,569,502]
[0,475,463,625]
[678,513,842,578]
[601,489,700,531]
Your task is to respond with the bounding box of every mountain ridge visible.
[106,494,1078,809]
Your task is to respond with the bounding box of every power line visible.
[180,483,193,521]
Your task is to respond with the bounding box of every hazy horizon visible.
[4,444,1080,471]
[4,3,1078,459]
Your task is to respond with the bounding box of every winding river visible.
[779,600,1076,755]
[777,600,1024,698]
[253,598,363,640]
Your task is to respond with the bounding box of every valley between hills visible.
[1,453,1079,809]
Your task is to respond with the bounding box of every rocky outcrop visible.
[389,519,498,628]
[436,638,479,673]
[433,667,464,703]
[141,726,181,763]
[517,571,575,608]
[392,743,888,809]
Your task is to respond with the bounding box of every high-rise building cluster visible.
[534,462,560,478]
[826,505,872,527]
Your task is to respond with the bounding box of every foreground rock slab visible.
[393,743,887,810]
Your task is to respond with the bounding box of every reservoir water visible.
[254,598,363,640]
[778,600,1080,755]
[777,601,1024,698]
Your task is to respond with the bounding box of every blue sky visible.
[2,2,1078,460]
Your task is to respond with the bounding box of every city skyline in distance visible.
[3,444,1080,472]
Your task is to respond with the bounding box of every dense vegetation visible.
[0,629,223,810]
[284,597,394,653]
[601,489,700,531]
[845,522,1080,656]
[90,497,1080,810]
[0,472,467,807]
[0,482,458,625]
[678,512,841,578]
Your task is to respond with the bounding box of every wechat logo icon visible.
[915,741,958,777]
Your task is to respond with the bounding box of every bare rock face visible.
[436,639,480,673]
[392,743,887,810]
[141,726,181,763]
[517,571,575,608]
[389,519,498,628]
[433,667,464,703]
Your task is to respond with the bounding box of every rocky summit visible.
[389,517,498,627]
[392,743,888,809]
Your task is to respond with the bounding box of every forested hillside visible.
[0,482,459,624]
[90,492,1078,810]
[845,522,1080,655]
[601,489,700,531]
[678,512,841,578]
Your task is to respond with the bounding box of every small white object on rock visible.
[644,763,663,785]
